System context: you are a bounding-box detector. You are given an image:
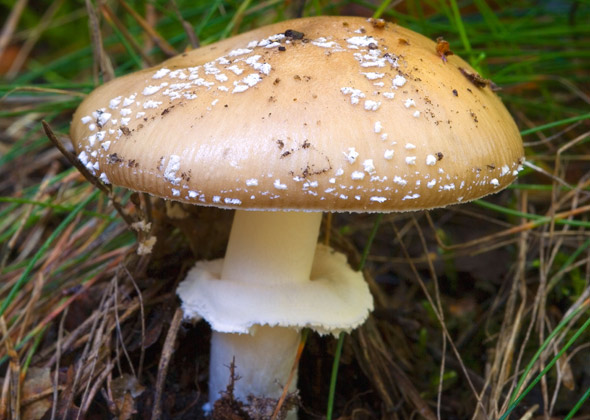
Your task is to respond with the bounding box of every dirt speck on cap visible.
[368,18,386,29]
[435,36,454,63]
[107,153,124,164]
[459,67,491,89]
[284,29,304,40]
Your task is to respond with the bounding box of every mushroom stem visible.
[209,326,300,409]
[209,210,322,411]
[221,210,323,285]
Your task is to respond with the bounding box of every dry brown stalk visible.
[4,0,65,78]
[427,204,590,252]
[115,0,178,57]
[151,307,184,420]
[84,0,114,83]
[392,222,490,420]
[100,3,154,67]
[0,0,28,61]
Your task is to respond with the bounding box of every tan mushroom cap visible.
[71,16,524,212]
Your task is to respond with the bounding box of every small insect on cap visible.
[70,16,524,212]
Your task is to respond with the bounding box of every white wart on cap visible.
[70,16,524,212]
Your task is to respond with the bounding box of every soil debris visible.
[458,67,499,90]
[284,29,304,40]
[436,36,454,62]
[368,18,386,29]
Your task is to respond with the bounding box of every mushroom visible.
[70,16,524,418]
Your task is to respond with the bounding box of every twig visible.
[410,216,447,420]
[151,307,183,420]
[0,161,58,271]
[221,0,253,39]
[427,204,590,252]
[392,222,490,419]
[124,266,146,378]
[66,280,116,420]
[115,0,178,57]
[171,0,199,48]
[6,0,64,78]
[0,0,29,61]
[0,317,21,420]
[0,371,9,418]
[113,273,137,378]
[524,160,576,191]
[100,3,154,67]
[42,121,136,226]
[271,329,307,419]
[79,361,115,416]
[0,87,86,103]
[50,307,68,420]
[354,317,436,419]
[84,0,114,83]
